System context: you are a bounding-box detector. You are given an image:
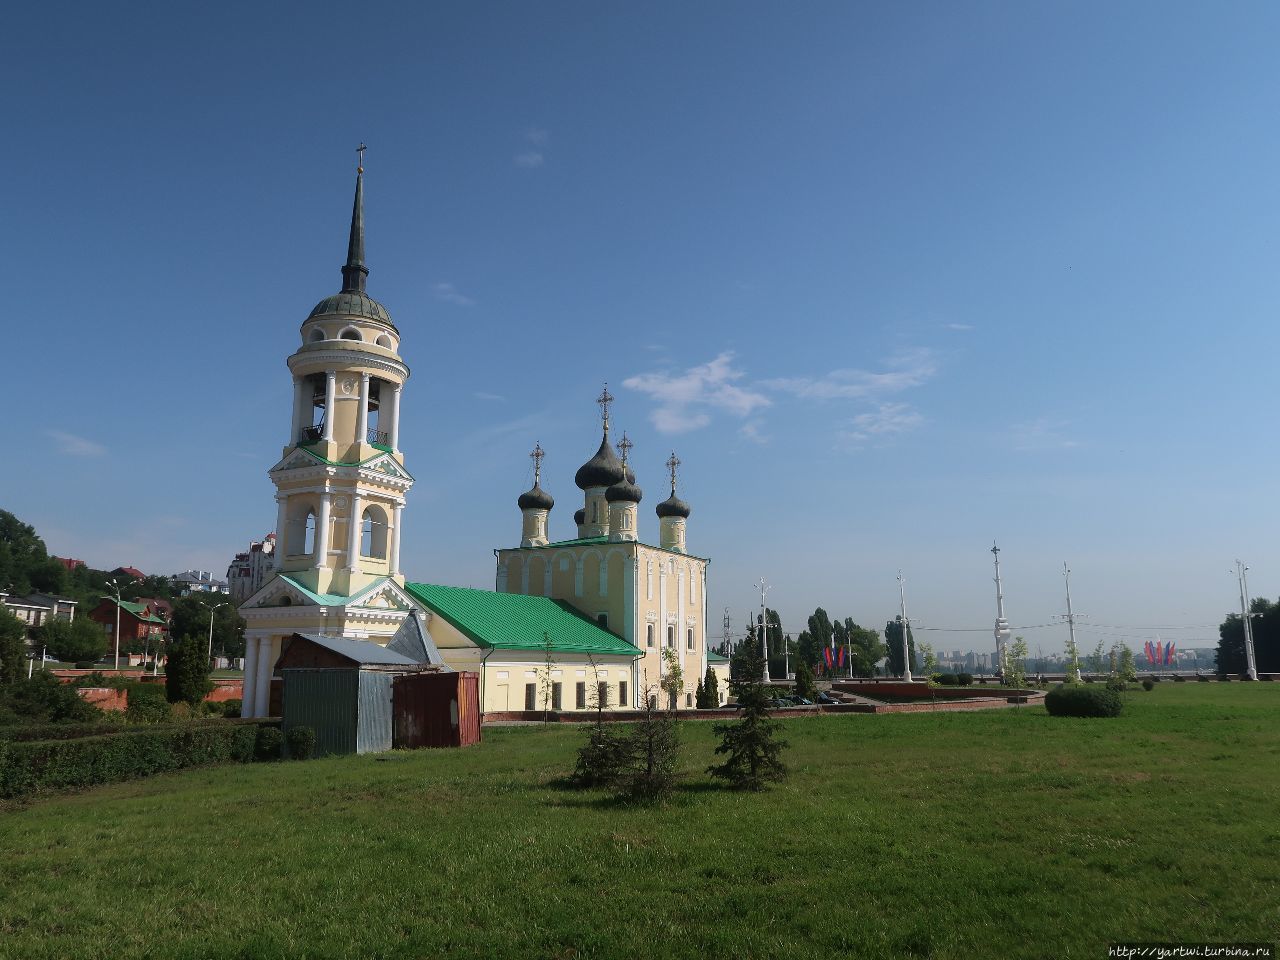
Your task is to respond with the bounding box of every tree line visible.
[727,606,919,679]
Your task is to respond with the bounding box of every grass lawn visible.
[1,684,1277,959]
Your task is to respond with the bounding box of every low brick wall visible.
[205,680,243,703]
[74,688,128,712]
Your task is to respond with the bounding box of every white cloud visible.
[946,323,974,331]
[841,403,924,444]
[49,430,105,457]
[624,352,771,434]
[762,348,938,401]
[434,282,475,307]
[526,128,549,146]
[1012,418,1081,451]
[740,421,769,444]
[514,151,544,168]
[473,391,504,402]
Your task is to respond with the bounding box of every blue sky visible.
[5,1,1279,656]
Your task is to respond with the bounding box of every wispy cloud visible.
[1012,418,1081,451]
[740,421,769,445]
[515,128,548,167]
[945,322,974,331]
[623,352,771,435]
[840,402,924,445]
[434,282,475,307]
[49,430,105,457]
[761,348,938,401]
[473,391,504,402]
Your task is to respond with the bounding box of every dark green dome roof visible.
[518,483,554,511]
[308,292,395,327]
[606,476,642,504]
[574,437,626,490]
[656,493,691,519]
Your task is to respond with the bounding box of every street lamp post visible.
[897,571,914,683]
[106,578,137,671]
[207,602,229,664]
[757,578,771,684]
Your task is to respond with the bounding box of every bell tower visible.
[270,147,414,598]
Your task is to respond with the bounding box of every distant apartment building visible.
[226,533,276,604]
[54,557,85,573]
[1,592,79,650]
[171,570,230,596]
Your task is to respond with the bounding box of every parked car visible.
[817,692,841,704]
[792,697,814,706]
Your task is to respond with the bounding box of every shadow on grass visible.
[541,772,752,810]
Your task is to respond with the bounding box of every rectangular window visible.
[646,623,654,648]
[687,628,694,651]
[598,681,609,708]
[597,613,608,629]
[666,626,674,648]
[524,683,537,711]
[552,682,562,710]
[686,693,693,708]
[575,682,586,709]
[619,680,628,706]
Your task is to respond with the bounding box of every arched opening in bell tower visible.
[360,504,390,559]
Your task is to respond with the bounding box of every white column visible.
[314,492,332,569]
[346,492,362,572]
[321,371,336,442]
[389,384,402,452]
[289,377,305,443]
[357,373,370,445]
[390,503,403,576]
[274,496,288,569]
[254,638,274,718]
[242,635,260,718]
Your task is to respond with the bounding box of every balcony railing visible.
[297,426,323,444]
[367,428,390,447]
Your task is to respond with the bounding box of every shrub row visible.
[1044,685,1123,718]
[0,720,282,799]
[934,672,974,687]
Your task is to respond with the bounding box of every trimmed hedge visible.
[1045,685,1123,718]
[0,719,280,799]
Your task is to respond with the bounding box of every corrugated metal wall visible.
[356,671,395,754]
[392,672,482,749]
[281,669,359,757]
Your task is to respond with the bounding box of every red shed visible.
[393,671,481,749]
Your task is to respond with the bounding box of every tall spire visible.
[341,143,368,294]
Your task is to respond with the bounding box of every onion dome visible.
[574,508,585,526]
[518,483,554,511]
[605,475,642,503]
[656,493,691,519]
[574,437,626,490]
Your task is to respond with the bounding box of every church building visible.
[238,156,713,717]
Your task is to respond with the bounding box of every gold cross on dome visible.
[596,383,614,434]
[530,442,545,484]
[616,432,632,465]
[666,451,681,492]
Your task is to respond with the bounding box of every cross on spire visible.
[596,383,614,437]
[357,142,366,174]
[530,441,545,485]
[666,451,681,493]
[616,432,632,465]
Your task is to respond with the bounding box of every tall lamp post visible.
[757,578,771,684]
[106,577,138,671]
[207,602,229,664]
[897,571,914,683]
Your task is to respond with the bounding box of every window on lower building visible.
[598,682,609,708]
[575,682,586,709]
[552,682,562,710]
[524,683,537,711]
[685,693,693,708]
[666,626,674,648]
[646,623,654,648]
[619,680,628,706]
[597,613,608,629]
[687,628,694,651]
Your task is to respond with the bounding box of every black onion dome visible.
[656,492,691,519]
[574,437,626,490]
[573,508,586,526]
[518,483,554,511]
[606,476,643,504]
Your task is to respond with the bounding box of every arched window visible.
[666,625,674,648]
[361,505,389,559]
[376,334,393,348]
[687,628,694,651]
[340,327,362,341]
[646,624,654,648]
[309,329,325,343]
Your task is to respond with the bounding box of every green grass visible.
[1,685,1277,959]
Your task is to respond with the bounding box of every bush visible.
[1045,685,1123,718]
[1173,675,1186,682]
[936,673,959,686]
[0,720,275,799]
[1141,678,1155,691]
[1105,676,1127,693]
[255,726,284,762]
[1218,675,1233,682]
[221,699,243,719]
[956,673,974,686]
[0,672,102,726]
[74,661,97,669]
[126,696,172,725]
[572,724,631,788]
[285,725,316,760]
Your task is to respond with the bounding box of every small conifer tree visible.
[709,635,787,790]
[792,658,818,701]
[571,654,629,788]
[702,665,719,707]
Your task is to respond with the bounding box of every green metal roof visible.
[512,536,709,562]
[537,536,609,548]
[707,651,729,663]
[291,445,416,480]
[102,598,167,624]
[404,582,642,658]
[272,574,398,608]
[307,291,395,327]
